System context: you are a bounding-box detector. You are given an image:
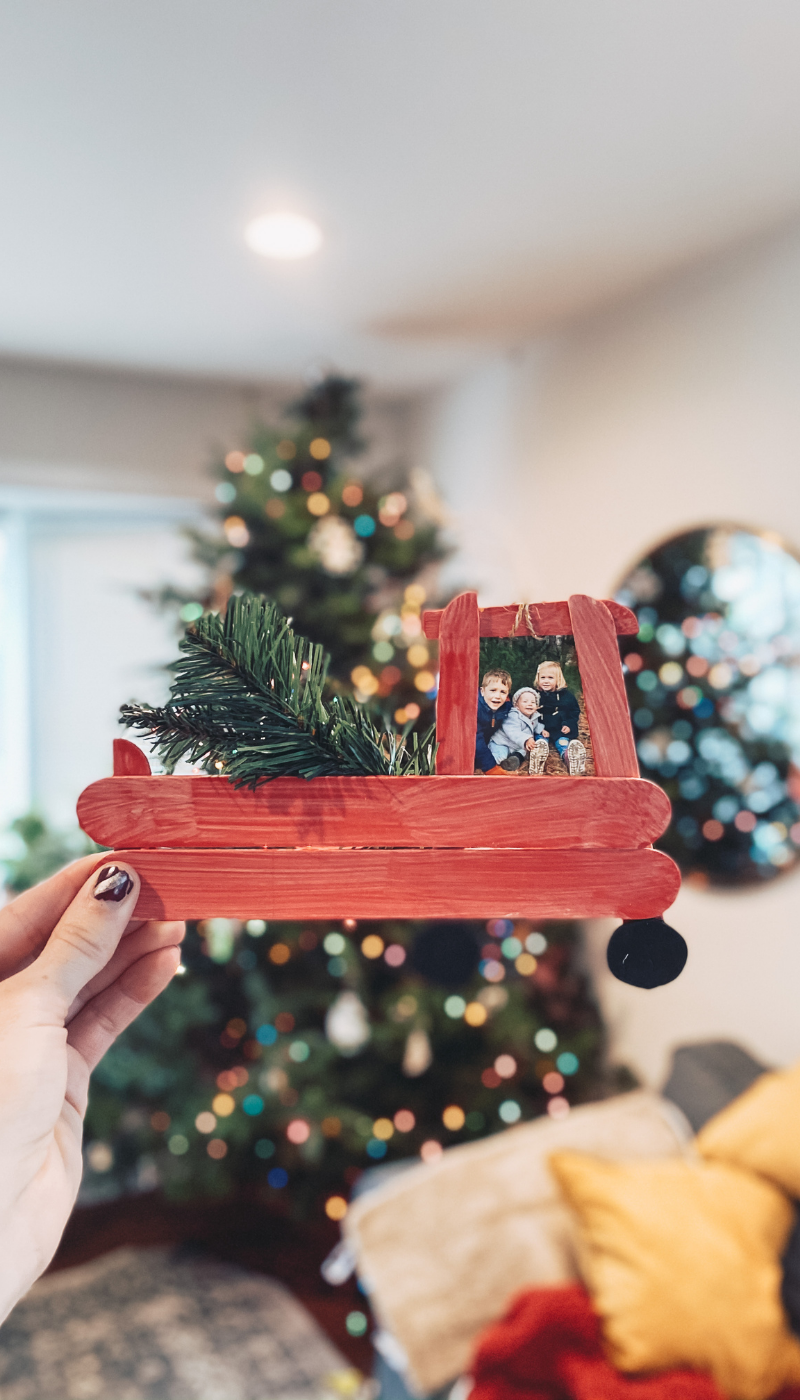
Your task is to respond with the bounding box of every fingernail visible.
[93,865,134,902]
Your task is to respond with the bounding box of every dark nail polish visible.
[94,865,134,902]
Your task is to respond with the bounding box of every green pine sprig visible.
[120,592,436,783]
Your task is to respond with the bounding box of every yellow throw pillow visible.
[697,1061,800,1195]
[550,1151,800,1400]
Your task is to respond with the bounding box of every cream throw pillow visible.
[550,1151,800,1400]
[343,1091,689,1392]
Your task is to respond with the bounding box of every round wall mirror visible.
[616,525,800,887]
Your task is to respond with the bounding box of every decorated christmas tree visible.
[160,375,446,727]
[75,377,610,1213]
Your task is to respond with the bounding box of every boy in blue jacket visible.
[490,686,545,771]
[475,668,514,774]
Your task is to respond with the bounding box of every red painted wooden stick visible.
[423,600,638,640]
[568,595,639,779]
[78,774,671,851]
[113,739,152,777]
[434,591,480,775]
[100,846,680,922]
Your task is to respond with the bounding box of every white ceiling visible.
[2,1,800,387]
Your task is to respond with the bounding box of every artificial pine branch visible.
[120,593,436,782]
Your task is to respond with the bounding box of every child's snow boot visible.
[566,739,586,776]
[529,739,549,774]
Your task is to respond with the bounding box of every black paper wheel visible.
[606,918,688,989]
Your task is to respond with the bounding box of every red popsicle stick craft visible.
[77,592,685,986]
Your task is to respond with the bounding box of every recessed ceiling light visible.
[244,212,323,260]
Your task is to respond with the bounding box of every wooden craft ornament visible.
[76,592,684,987]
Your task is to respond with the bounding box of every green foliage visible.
[86,964,230,1199]
[479,635,583,697]
[1,813,100,895]
[121,593,435,782]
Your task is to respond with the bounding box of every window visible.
[0,487,202,829]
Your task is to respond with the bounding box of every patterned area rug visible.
[0,1246,352,1400]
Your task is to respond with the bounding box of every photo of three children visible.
[475,637,593,778]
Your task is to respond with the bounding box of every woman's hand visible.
[0,857,183,1322]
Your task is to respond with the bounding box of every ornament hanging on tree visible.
[402,1027,433,1078]
[325,990,371,1054]
[307,515,365,576]
[409,921,481,987]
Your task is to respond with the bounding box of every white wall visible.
[429,216,800,1085]
[0,356,429,500]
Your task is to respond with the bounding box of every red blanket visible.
[469,1285,800,1400]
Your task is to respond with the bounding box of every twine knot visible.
[510,603,541,639]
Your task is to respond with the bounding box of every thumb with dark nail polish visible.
[93,866,135,903]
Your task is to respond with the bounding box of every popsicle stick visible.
[423,600,638,640]
[103,846,680,923]
[569,594,639,779]
[113,739,152,777]
[78,774,671,851]
[434,591,481,775]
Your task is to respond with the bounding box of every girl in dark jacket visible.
[529,661,586,775]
